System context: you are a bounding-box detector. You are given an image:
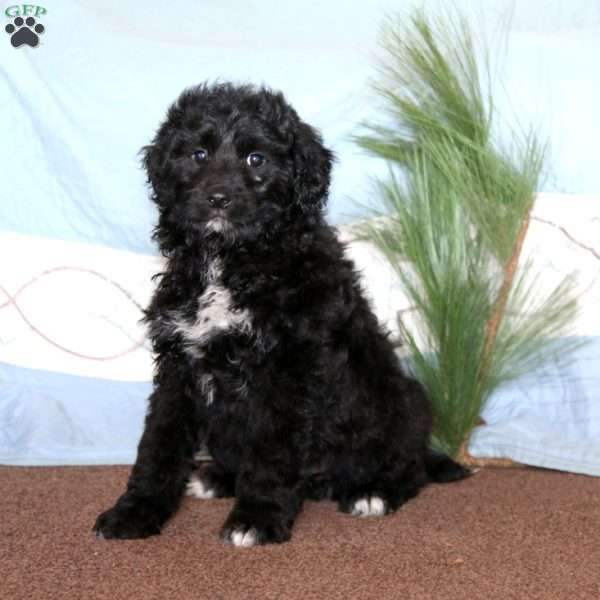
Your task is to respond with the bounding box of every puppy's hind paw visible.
[186,473,216,499]
[338,494,389,517]
[186,464,235,498]
[351,495,387,517]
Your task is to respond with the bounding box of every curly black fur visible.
[93,83,469,546]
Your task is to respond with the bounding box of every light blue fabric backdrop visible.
[1,0,599,254]
[1,0,598,467]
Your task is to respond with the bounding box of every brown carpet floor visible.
[1,466,599,599]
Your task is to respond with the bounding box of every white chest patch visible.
[172,260,253,350]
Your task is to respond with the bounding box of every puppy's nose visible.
[207,193,231,209]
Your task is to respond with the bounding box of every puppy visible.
[94,83,469,546]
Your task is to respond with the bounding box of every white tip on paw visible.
[230,528,258,547]
[186,474,216,499]
[352,496,387,517]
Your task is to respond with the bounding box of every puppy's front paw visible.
[222,525,260,547]
[93,498,162,540]
[220,507,292,547]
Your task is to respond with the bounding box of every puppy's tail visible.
[425,448,472,483]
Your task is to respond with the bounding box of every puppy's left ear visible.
[142,143,161,190]
[291,121,334,211]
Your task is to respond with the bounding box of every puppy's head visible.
[143,83,333,249]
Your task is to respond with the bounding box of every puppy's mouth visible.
[202,210,235,234]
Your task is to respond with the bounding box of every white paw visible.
[186,473,215,499]
[230,528,258,547]
[351,496,387,517]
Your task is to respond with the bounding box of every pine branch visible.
[355,8,580,457]
[479,208,531,384]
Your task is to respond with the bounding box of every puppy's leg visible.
[220,410,302,546]
[332,383,431,517]
[221,457,302,547]
[94,371,199,539]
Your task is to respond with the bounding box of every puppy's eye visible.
[246,152,266,168]
[191,149,208,163]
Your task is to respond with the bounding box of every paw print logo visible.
[5,16,45,48]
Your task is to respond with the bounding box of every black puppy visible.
[94,83,469,546]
